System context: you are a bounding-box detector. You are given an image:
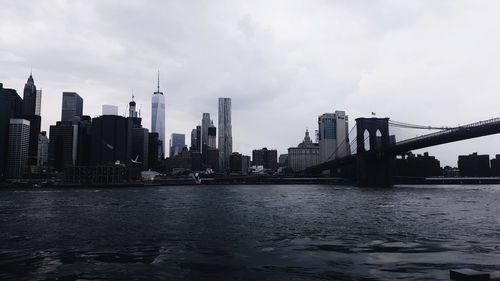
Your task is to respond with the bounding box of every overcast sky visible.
[1,0,500,166]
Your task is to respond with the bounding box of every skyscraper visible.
[318,110,350,163]
[218,97,232,170]
[151,72,165,158]
[90,115,132,166]
[7,119,30,179]
[22,73,38,116]
[61,92,83,123]
[208,121,217,149]
[37,131,49,167]
[201,113,211,151]
[0,84,22,178]
[49,121,78,171]
[169,133,185,158]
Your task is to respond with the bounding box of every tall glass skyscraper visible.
[61,92,83,122]
[151,72,165,158]
[169,133,185,158]
[318,110,350,163]
[218,97,232,170]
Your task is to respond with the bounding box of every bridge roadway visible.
[306,117,500,174]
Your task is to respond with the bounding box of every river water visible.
[0,184,499,280]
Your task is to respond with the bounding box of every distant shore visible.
[2,176,500,188]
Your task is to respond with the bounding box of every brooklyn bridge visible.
[305,116,500,186]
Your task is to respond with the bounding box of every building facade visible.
[151,73,165,158]
[288,129,320,172]
[318,110,350,163]
[49,121,78,171]
[218,97,232,170]
[7,119,30,179]
[61,92,83,123]
[0,84,23,178]
[208,121,217,149]
[169,133,185,158]
[201,113,211,151]
[37,131,49,167]
[90,115,132,166]
[458,152,490,177]
[252,148,278,171]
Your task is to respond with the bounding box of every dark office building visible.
[22,114,41,166]
[77,116,92,166]
[0,84,23,179]
[148,132,161,171]
[458,152,490,177]
[203,148,219,170]
[230,152,249,174]
[61,92,83,123]
[22,73,38,116]
[491,155,500,176]
[132,127,149,171]
[49,121,77,171]
[252,147,278,171]
[392,152,442,177]
[90,115,132,166]
[190,125,202,152]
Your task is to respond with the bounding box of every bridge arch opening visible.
[375,129,382,149]
[363,129,370,151]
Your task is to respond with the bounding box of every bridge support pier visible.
[355,118,393,186]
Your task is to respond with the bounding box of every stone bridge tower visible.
[355,118,393,186]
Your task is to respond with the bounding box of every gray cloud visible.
[1,0,500,166]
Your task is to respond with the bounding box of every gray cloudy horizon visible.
[1,0,500,166]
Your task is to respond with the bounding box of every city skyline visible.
[3,1,500,166]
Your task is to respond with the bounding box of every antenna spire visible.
[157,70,160,92]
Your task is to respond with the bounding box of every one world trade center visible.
[151,71,165,158]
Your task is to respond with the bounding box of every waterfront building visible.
[90,115,132,166]
[230,152,249,175]
[318,110,350,163]
[132,127,149,173]
[61,92,83,123]
[288,129,320,172]
[169,133,185,158]
[203,148,219,170]
[252,148,278,171]
[102,104,118,115]
[151,72,165,158]
[392,152,442,177]
[491,155,500,176]
[208,121,216,149]
[218,97,232,170]
[278,154,288,167]
[7,119,30,179]
[22,114,41,166]
[37,131,49,167]
[0,84,23,178]
[76,116,92,166]
[49,121,78,171]
[458,152,490,177]
[148,132,160,171]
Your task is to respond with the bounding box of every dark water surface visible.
[1,184,500,280]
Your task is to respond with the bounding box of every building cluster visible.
[0,73,246,183]
[3,74,500,182]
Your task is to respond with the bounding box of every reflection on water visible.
[1,184,500,280]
